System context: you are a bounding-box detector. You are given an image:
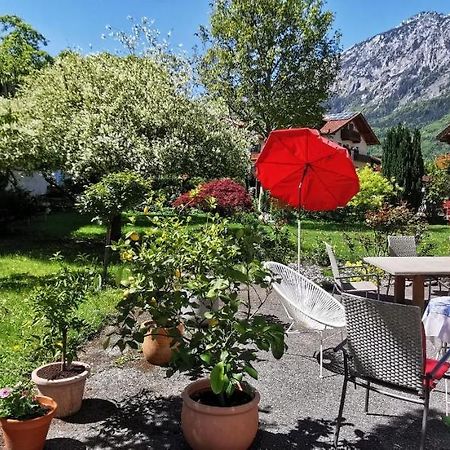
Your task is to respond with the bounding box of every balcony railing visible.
[341,128,361,143]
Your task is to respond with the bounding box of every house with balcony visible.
[437,123,450,144]
[319,112,381,168]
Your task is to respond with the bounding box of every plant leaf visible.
[210,361,225,394]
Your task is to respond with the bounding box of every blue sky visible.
[2,0,450,54]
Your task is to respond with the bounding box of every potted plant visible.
[111,216,286,449]
[31,261,99,418]
[0,382,57,450]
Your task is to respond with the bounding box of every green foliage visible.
[32,258,100,369]
[347,166,399,217]
[382,124,424,209]
[0,186,44,225]
[1,50,249,181]
[0,382,47,420]
[422,161,450,223]
[234,212,296,264]
[344,203,428,257]
[110,216,286,403]
[0,15,52,97]
[199,0,340,136]
[77,172,152,224]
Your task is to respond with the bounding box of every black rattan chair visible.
[334,294,450,450]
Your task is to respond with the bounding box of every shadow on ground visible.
[253,411,450,449]
[45,438,87,449]
[82,390,188,449]
[62,398,118,424]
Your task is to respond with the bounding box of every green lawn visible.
[1,211,449,387]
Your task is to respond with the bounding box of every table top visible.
[363,256,450,276]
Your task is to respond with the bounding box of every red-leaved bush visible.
[173,178,253,215]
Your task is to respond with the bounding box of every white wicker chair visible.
[264,261,346,378]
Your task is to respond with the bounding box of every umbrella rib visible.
[305,165,342,207]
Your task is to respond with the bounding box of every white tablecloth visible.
[422,297,450,346]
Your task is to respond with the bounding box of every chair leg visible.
[446,379,449,417]
[364,381,370,414]
[420,390,430,450]
[334,375,348,449]
[319,332,323,379]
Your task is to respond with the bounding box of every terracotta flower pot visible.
[181,378,260,450]
[1,395,57,450]
[31,361,90,418]
[142,321,184,366]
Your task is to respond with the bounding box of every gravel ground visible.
[11,287,450,449]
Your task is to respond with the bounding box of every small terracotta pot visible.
[1,395,57,450]
[181,378,260,450]
[142,322,184,366]
[31,361,90,418]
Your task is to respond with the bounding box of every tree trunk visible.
[110,214,122,242]
[102,214,122,284]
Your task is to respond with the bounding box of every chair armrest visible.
[338,264,369,274]
[333,338,347,352]
[336,273,380,282]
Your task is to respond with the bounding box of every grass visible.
[286,219,450,263]
[0,213,120,386]
[1,211,449,386]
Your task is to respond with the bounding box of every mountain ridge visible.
[329,10,450,158]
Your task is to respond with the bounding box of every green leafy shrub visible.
[347,166,399,218]
[343,203,428,258]
[110,216,285,405]
[32,259,100,370]
[234,212,296,264]
[421,161,450,223]
[77,171,152,280]
[0,187,44,224]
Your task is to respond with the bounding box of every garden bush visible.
[347,166,399,218]
[343,203,428,258]
[173,178,253,216]
[0,187,44,225]
[234,212,296,265]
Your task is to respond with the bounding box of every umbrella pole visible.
[297,213,301,272]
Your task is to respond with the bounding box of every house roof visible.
[437,124,450,144]
[320,112,380,145]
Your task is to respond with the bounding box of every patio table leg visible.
[412,275,425,311]
[394,276,406,303]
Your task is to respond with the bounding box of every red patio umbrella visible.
[255,128,359,269]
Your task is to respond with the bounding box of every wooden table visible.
[363,257,450,310]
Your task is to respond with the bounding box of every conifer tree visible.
[382,124,424,209]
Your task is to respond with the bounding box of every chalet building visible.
[437,124,450,144]
[319,112,381,168]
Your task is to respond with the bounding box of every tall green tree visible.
[382,124,424,209]
[0,52,250,184]
[0,15,52,97]
[199,0,341,137]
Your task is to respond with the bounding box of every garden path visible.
[40,287,450,449]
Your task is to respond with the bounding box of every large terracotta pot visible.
[31,361,90,418]
[1,395,57,450]
[181,378,260,450]
[142,321,184,366]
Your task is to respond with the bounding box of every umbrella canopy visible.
[255,128,359,211]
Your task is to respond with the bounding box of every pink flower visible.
[0,388,11,399]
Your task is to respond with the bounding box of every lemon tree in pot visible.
[31,260,99,418]
[111,216,286,450]
[0,382,57,450]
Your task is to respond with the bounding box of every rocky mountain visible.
[328,11,450,158]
